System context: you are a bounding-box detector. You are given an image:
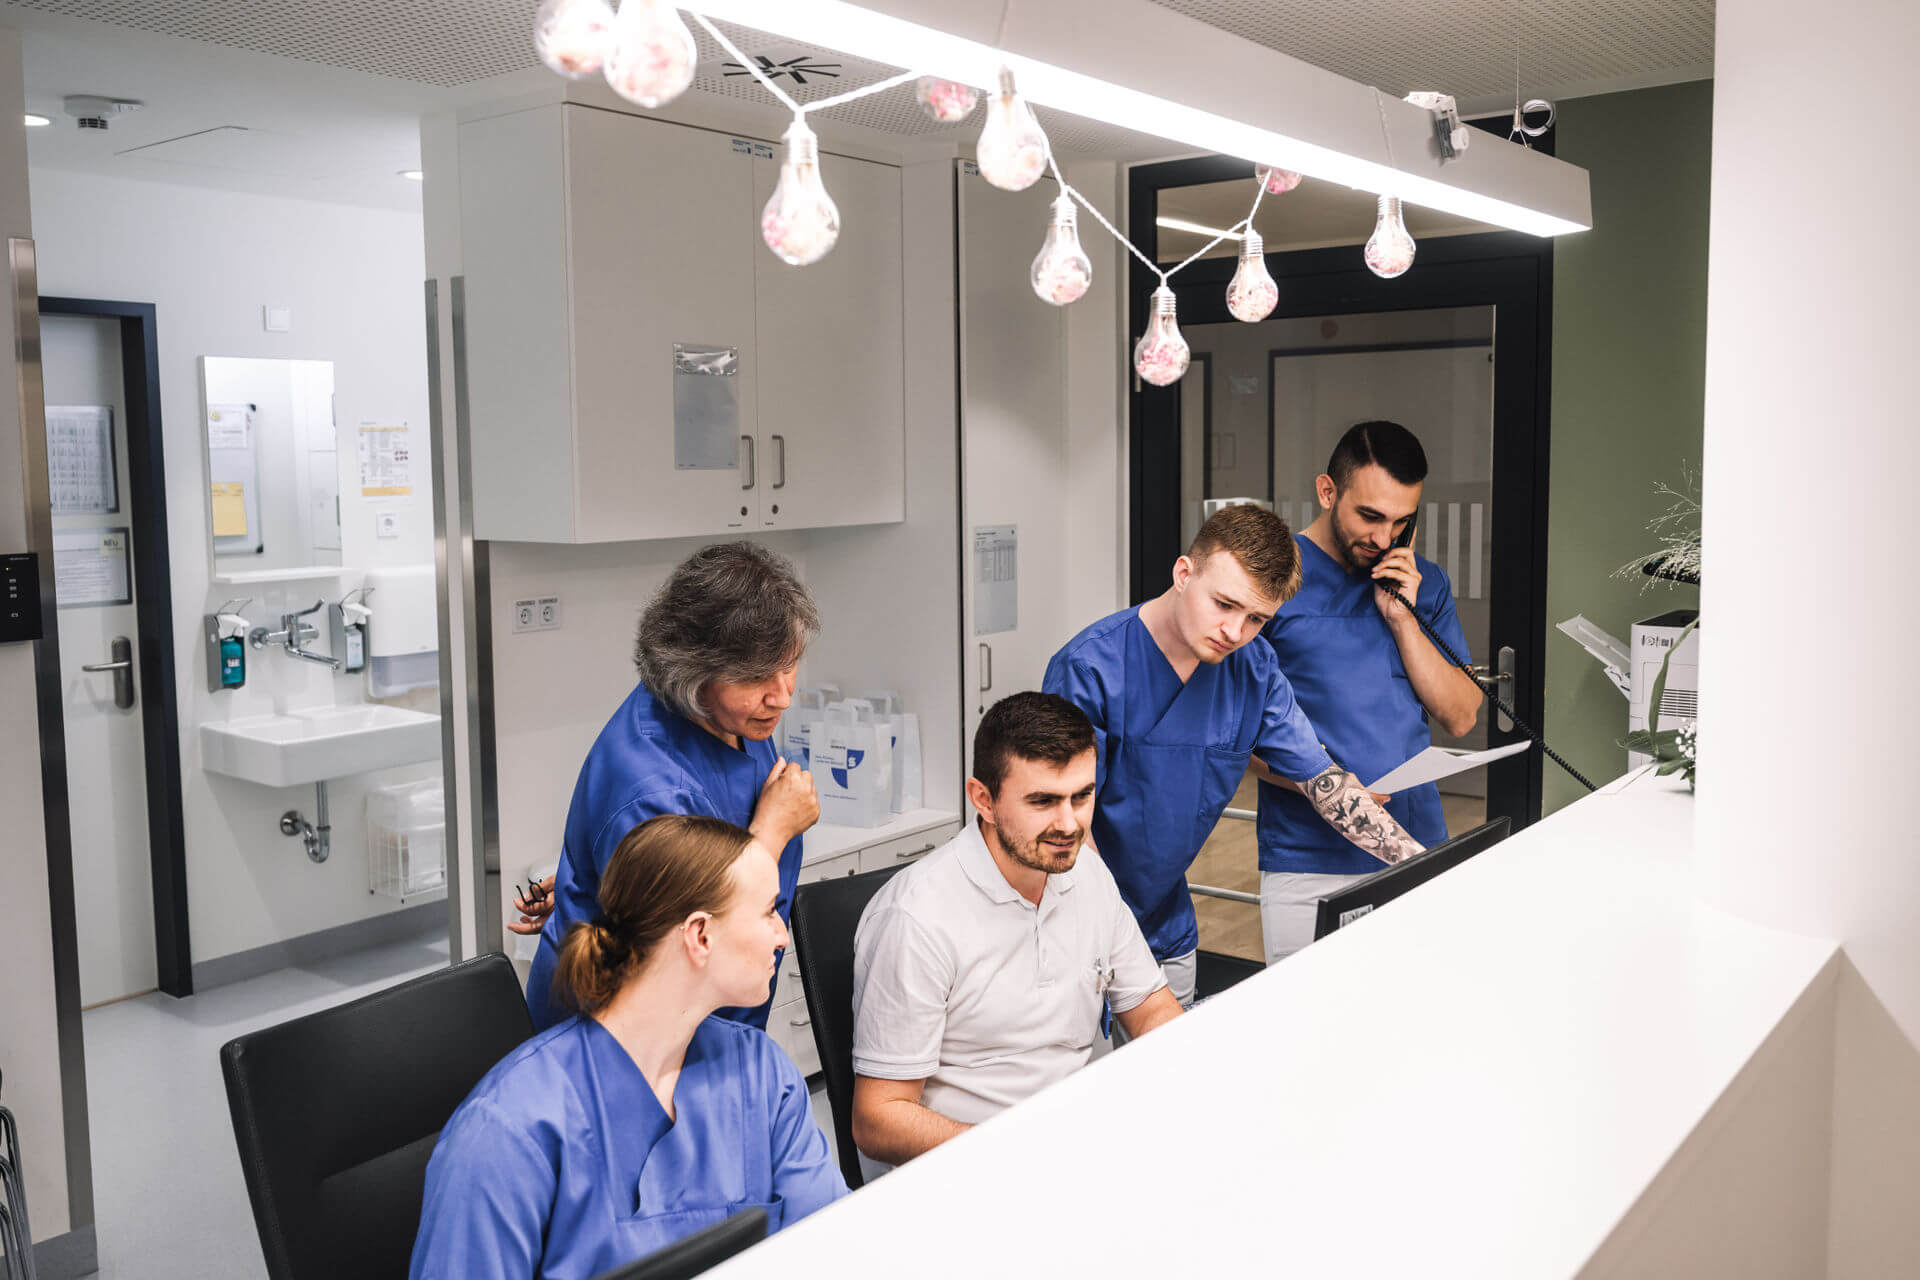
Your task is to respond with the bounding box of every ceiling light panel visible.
[1151,0,1712,103]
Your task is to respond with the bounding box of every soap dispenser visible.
[204,599,252,691]
[332,588,373,675]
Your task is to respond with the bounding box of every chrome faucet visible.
[249,600,342,669]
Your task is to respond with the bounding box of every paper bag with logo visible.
[859,689,923,814]
[813,699,893,828]
[781,685,838,773]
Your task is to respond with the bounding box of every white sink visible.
[201,704,441,787]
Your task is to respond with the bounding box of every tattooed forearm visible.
[1303,766,1425,865]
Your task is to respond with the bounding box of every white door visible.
[958,166,1077,750]
[42,312,156,1005]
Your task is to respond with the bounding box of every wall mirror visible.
[200,356,342,579]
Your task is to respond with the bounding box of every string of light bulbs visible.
[530,0,1425,387]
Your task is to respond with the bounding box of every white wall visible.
[1695,0,1920,1273]
[0,23,78,1247]
[1063,160,1127,622]
[28,168,439,975]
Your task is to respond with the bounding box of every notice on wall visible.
[358,423,414,498]
[206,403,252,451]
[53,526,131,608]
[210,481,248,537]
[973,525,1017,636]
[46,405,118,515]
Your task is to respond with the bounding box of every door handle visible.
[979,642,992,693]
[771,434,787,489]
[1469,646,1517,732]
[83,635,136,709]
[740,435,756,490]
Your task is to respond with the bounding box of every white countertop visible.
[714,770,1839,1279]
[801,807,959,865]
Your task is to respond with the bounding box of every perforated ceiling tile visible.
[1150,0,1712,102]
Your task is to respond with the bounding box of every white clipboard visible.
[1366,741,1532,794]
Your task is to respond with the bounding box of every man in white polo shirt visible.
[850,693,1181,1170]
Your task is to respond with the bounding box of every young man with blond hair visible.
[1044,504,1421,1002]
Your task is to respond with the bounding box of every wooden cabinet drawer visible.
[769,997,821,1078]
[855,823,959,874]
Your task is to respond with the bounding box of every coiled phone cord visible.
[1374,580,1600,794]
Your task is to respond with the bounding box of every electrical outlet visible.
[375,512,399,539]
[511,596,563,634]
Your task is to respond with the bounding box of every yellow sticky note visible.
[211,482,248,537]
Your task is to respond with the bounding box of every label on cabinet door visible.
[673,344,741,471]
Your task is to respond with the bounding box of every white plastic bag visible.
[860,689,924,814]
[813,698,894,827]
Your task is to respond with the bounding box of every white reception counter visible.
[711,768,1841,1278]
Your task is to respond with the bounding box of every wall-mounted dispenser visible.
[360,564,438,697]
[204,598,252,692]
[331,587,373,675]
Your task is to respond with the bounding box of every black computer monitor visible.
[588,1208,769,1280]
[1312,816,1512,941]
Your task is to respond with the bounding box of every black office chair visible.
[588,1207,768,1280]
[789,863,909,1190]
[220,952,534,1280]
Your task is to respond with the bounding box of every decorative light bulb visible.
[915,77,980,124]
[602,0,697,109]
[1254,164,1303,196]
[976,68,1048,192]
[1364,195,1416,278]
[1133,286,1191,387]
[761,118,841,266]
[1225,230,1278,323]
[533,0,615,78]
[1030,195,1093,306]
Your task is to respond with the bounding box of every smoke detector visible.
[64,95,143,131]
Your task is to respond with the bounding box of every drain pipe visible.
[280,781,332,863]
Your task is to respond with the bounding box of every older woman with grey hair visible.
[520,541,823,1032]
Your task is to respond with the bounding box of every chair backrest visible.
[588,1207,767,1280]
[220,952,534,1280]
[790,863,910,1189]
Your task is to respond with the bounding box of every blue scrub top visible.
[409,1015,847,1280]
[1258,535,1471,875]
[525,683,803,1032]
[1044,607,1334,962]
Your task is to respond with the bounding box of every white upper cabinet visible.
[458,103,905,543]
[751,149,905,532]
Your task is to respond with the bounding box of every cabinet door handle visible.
[896,842,936,860]
[741,435,756,490]
[979,643,992,692]
[771,434,787,489]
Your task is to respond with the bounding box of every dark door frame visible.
[1126,155,1554,825]
[40,296,192,995]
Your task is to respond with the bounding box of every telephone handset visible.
[1374,512,1419,595]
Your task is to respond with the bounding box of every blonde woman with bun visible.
[411,815,846,1279]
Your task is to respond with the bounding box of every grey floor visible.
[79,932,843,1280]
[80,931,451,1279]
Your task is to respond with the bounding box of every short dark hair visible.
[1327,420,1428,490]
[972,693,1096,796]
[1187,502,1301,602]
[633,541,821,723]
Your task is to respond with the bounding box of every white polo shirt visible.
[851,820,1165,1128]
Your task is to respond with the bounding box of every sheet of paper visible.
[358,423,414,497]
[973,525,1017,635]
[1367,740,1532,794]
[53,527,131,608]
[207,403,251,450]
[46,405,117,514]
[210,481,248,537]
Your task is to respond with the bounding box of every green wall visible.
[1542,80,1710,813]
